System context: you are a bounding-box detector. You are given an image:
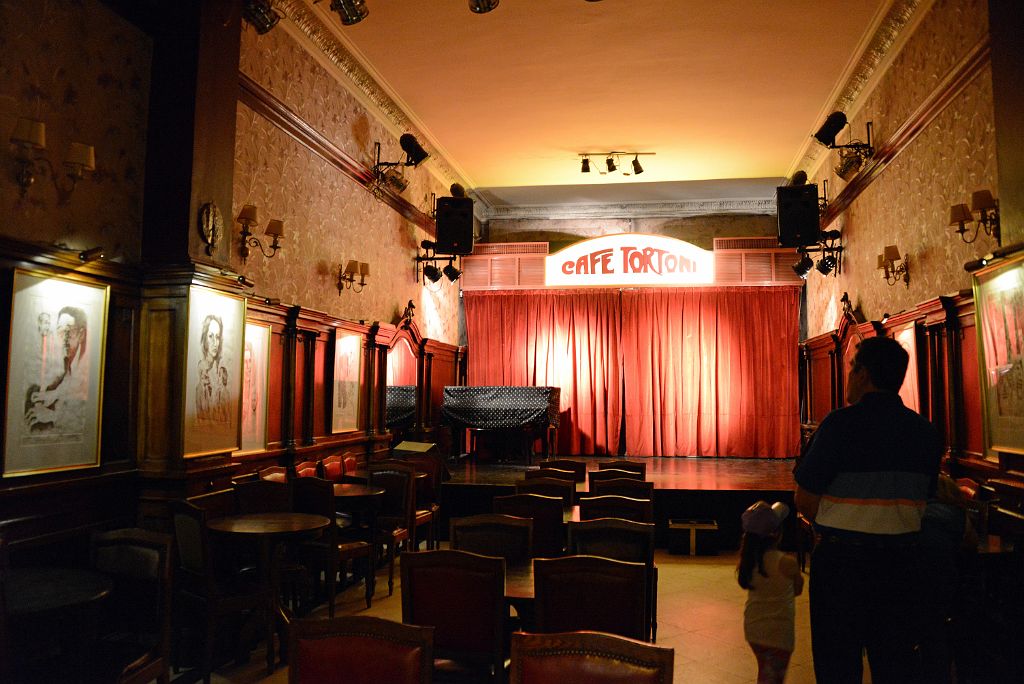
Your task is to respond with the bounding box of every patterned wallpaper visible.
[0,0,151,262]
[805,0,997,338]
[235,24,460,345]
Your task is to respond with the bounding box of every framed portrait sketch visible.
[3,270,109,477]
[894,323,921,414]
[973,252,1024,459]
[332,330,363,433]
[184,286,245,457]
[237,322,271,454]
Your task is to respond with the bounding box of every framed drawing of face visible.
[332,330,363,433]
[184,286,246,457]
[973,252,1024,460]
[893,322,921,414]
[237,322,271,454]
[3,270,109,477]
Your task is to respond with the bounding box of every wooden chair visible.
[401,550,507,683]
[0,536,12,684]
[598,460,647,478]
[538,458,587,483]
[88,528,174,684]
[534,555,648,641]
[289,616,433,684]
[295,460,319,478]
[171,500,264,684]
[515,477,575,507]
[493,493,566,558]
[587,468,643,487]
[320,452,360,483]
[234,478,292,513]
[259,466,289,482]
[374,459,436,552]
[578,494,654,523]
[292,477,375,617]
[524,467,575,481]
[402,453,445,550]
[510,631,673,684]
[568,518,658,641]
[367,461,413,595]
[589,477,654,500]
[450,514,533,563]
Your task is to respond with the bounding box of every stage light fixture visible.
[578,151,654,176]
[331,0,368,25]
[813,111,848,147]
[792,252,814,279]
[606,156,617,172]
[422,264,443,283]
[835,149,863,181]
[399,133,430,167]
[443,261,462,282]
[632,156,644,175]
[815,254,837,276]
[581,157,591,173]
[469,0,499,13]
[242,0,281,34]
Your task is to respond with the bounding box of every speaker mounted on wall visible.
[434,197,475,255]
[776,184,822,248]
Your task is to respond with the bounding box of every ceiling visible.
[311,0,891,213]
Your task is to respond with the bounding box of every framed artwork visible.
[184,286,245,457]
[332,330,363,433]
[3,270,109,477]
[893,323,921,414]
[237,322,271,454]
[973,252,1024,460]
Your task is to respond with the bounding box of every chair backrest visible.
[515,477,575,507]
[90,528,174,675]
[450,514,533,563]
[588,468,643,487]
[525,467,575,481]
[493,493,566,558]
[402,453,445,505]
[289,615,433,684]
[578,495,654,523]
[295,460,319,478]
[259,465,289,482]
[510,631,673,684]
[539,459,587,483]
[171,500,217,597]
[589,478,654,500]
[0,535,10,684]
[567,518,655,566]
[292,476,339,537]
[368,460,416,530]
[598,460,647,478]
[319,453,345,482]
[534,555,648,641]
[401,550,506,671]
[187,489,237,519]
[235,478,292,513]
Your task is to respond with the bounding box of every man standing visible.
[795,335,941,683]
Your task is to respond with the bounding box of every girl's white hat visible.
[741,500,790,536]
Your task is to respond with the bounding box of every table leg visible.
[690,528,697,557]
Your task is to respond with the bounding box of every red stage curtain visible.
[464,289,621,455]
[620,287,800,457]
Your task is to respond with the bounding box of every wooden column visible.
[301,330,319,446]
[281,306,299,450]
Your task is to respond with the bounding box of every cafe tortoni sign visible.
[545,234,714,287]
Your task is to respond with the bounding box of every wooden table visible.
[208,512,329,674]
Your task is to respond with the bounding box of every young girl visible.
[738,501,804,684]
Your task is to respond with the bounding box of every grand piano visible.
[440,386,561,463]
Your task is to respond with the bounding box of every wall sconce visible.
[950,189,1000,245]
[236,205,284,263]
[579,151,655,177]
[9,118,96,200]
[812,111,874,181]
[877,245,909,287]
[337,259,369,293]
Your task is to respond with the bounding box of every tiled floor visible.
[204,548,817,684]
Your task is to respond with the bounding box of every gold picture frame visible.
[331,330,363,433]
[183,286,246,458]
[3,269,109,477]
[973,251,1024,460]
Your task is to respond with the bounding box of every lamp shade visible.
[359,262,370,277]
[237,205,259,224]
[883,245,901,262]
[11,118,45,149]
[65,142,95,171]
[343,259,359,276]
[970,189,997,212]
[876,254,886,270]
[264,219,284,237]
[949,203,972,226]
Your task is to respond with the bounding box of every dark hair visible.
[853,335,909,392]
[57,305,88,361]
[737,531,775,589]
[200,314,224,361]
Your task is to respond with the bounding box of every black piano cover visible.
[440,386,561,430]
[385,385,417,429]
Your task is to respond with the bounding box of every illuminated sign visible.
[545,234,714,287]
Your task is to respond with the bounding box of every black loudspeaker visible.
[435,197,475,255]
[776,184,821,247]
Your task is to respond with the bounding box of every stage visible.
[439,456,799,551]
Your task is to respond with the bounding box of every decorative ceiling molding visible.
[482,198,776,221]
[271,0,468,193]
[793,0,926,177]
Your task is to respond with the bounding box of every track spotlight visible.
[581,157,591,173]
[78,246,105,262]
[835,149,863,181]
[330,0,368,25]
[579,151,654,176]
[606,156,617,173]
[422,264,443,283]
[815,254,837,276]
[788,170,808,186]
[813,111,848,147]
[242,0,281,34]
[443,261,462,282]
[792,252,814,279]
[399,134,429,167]
[632,156,644,175]
[469,0,499,13]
